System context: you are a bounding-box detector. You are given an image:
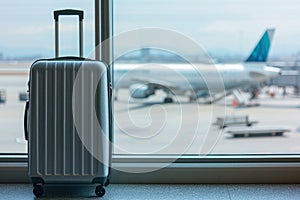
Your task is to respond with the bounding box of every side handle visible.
[24,101,29,141]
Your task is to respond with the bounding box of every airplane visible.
[114,29,281,103]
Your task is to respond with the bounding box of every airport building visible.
[268,62,300,95]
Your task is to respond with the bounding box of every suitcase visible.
[24,9,112,198]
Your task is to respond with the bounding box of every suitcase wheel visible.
[95,185,106,197]
[33,185,44,197]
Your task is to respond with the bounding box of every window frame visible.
[1,154,300,183]
[1,0,300,184]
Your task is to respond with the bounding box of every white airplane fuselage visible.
[114,63,280,99]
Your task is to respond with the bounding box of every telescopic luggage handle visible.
[53,9,84,58]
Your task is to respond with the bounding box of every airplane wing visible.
[131,76,180,91]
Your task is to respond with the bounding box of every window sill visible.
[1,154,300,183]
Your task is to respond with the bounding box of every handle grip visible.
[54,9,84,21]
[54,9,84,58]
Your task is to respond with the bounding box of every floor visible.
[0,184,300,200]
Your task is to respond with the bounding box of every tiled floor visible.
[0,184,299,200]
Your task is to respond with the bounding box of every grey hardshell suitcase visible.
[24,9,112,198]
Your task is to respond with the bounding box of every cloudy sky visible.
[1,0,300,59]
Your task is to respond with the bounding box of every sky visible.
[1,0,300,60]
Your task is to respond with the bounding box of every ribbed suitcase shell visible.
[28,59,110,184]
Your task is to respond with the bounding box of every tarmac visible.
[114,89,300,155]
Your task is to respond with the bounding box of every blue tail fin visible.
[245,29,275,62]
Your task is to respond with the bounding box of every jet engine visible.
[196,91,209,98]
[129,84,155,99]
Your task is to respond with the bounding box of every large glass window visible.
[113,0,300,156]
[1,0,300,158]
[0,0,94,153]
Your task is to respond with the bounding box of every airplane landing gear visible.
[164,97,173,103]
[163,88,175,103]
[189,96,197,103]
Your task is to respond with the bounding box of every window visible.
[113,0,300,157]
[0,0,94,153]
[1,0,300,183]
